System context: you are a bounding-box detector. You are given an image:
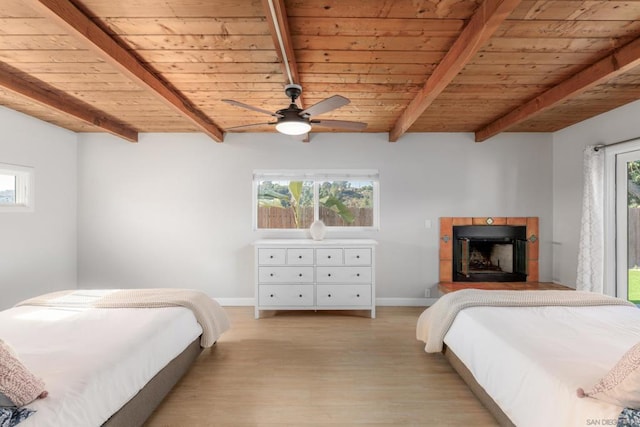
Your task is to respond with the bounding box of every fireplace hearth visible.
[439,217,539,283]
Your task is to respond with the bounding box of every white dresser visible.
[254,239,377,319]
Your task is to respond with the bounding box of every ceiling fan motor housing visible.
[276,107,308,124]
[275,102,312,135]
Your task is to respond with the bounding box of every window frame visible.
[253,169,380,232]
[0,163,35,213]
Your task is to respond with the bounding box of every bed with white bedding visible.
[416,289,640,427]
[0,289,230,427]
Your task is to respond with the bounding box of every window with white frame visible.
[0,163,34,212]
[253,170,379,230]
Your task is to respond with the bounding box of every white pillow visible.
[0,339,48,407]
[577,342,640,408]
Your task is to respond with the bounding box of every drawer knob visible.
[328,255,331,259]
[270,273,274,277]
[270,294,274,298]
[356,273,360,277]
[357,294,360,297]
[298,255,302,259]
[328,294,332,298]
[298,273,303,277]
[299,294,303,298]
[356,255,360,259]
[328,273,331,277]
[270,255,274,259]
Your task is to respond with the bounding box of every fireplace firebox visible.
[452,225,527,282]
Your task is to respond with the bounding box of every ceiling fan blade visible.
[312,119,367,131]
[222,99,280,117]
[226,122,275,131]
[300,95,350,117]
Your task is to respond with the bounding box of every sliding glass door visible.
[616,151,640,303]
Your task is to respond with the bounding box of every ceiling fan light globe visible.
[275,120,311,135]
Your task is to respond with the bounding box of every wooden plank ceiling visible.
[1,0,640,143]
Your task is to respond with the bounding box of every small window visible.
[254,170,379,231]
[0,163,34,212]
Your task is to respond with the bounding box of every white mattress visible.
[0,304,202,426]
[443,305,640,427]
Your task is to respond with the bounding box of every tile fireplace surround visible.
[439,217,539,283]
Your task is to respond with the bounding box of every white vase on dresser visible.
[309,220,326,240]
[253,239,377,319]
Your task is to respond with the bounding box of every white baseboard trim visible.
[214,298,255,306]
[215,297,439,307]
[376,297,437,307]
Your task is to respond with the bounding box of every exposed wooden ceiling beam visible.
[388,0,522,142]
[0,65,138,142]
[475,36,640,142]
[262,0,309,141]
[25,0,225,142]
[262,0,301,89]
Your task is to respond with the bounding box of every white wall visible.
[553,99,640,288]
[0,107,77,308]
[77,131,553,302]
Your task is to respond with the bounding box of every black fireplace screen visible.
[453,225,527,282]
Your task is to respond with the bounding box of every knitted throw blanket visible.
[417,289,634,353]
[0,340,47,407]
[17,289,230,348]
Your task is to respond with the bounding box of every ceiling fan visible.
[222,84,367,136]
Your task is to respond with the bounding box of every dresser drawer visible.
[258,248,286,265]
[316,248,343,265]
[287,248,314,265]
[259,266,314,283]
[316,266,371,283]
[316,285,372,306]
[259,285,314,307]
[344,248,371,265]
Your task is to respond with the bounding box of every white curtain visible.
[576,145,605,292]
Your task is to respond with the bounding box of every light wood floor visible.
[145,307,499,427]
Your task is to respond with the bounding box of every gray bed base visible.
[102,337,203,427]
[442,345,516,427]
